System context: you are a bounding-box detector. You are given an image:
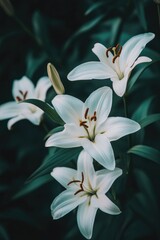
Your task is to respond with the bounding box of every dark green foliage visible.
[0,0,160,239]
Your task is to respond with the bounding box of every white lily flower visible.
[45,86,140,170]
[68,32,155,97]
[51,150,122,239]
[0,76,51,129]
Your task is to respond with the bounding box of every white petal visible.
[129,56,152,71]
[105,117,141,141]
[111,75,129,97]
[81,134,115,170]
[84,86,112,125]
[52,94,83,124]
[51,190,86,219]
[98,195,121,215]
[51,167,77,188]
[45,124,83,148]
[77,150,96,188]
[120,32,155,71]
[92,43,115,69]
[0,102,22,120]
[35,77,51,101]
[12,76,35,100]
[96,167,122,194]
[24,110,43,125]
[77,201,97,239]
[7,115,25,130]
[67,62,116,81]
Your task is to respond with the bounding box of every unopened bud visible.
[0,0,14,16]
[47,63,65,95]
[153,0,160,4]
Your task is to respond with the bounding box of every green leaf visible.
[22,99,64,125]
[12,175,52,199]
[26,147,82,182]
[132,97,154,121]
[134,0,147,31]
[128,145,160,165]
[0,225,9,240]
[139,113,160,128]
[85,2,105,15]
[127,59,160,94]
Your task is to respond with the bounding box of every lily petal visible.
[0,102,22,120]
[35,77,51,101]
[51,190,86,219]
[67,62,116,81]
[105,117,140,141]
[12,76,35,100]
[92,43,115,69]
[24,110,43,125]
[52,95,83,124]
[81,134,115,170]
[77,150,96,188]
[130,56,152,71]
[51,167,77,188]
[98,194,121,215]
[77,201,97,239]
[120,32,155,72]
[45,124,83,148]
[96,168,122,194]
[7,115,25,130]
[111,74,129,97]
[84,86,112,125]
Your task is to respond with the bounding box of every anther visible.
[67,179,81,185]
[16,96,22,102]
[23,91,28,99]
[80,120,89,128]
[74,189,84,195]
[84,108,89,119]
[106,47,112,57]
[91,111,97,121]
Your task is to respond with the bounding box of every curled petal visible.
[105,117,140,141]
[7,115,25,130]
[130,56,152,71]
[111,74,129,97]
[67,62,116,81]
[0,102,22,120]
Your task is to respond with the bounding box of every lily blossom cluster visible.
[0,76,51,129]
[68,32,155,97]
[51,150,122,239]
[46,86,140,170]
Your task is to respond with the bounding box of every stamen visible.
[16,96,22,102]
[91,111,97,121]
[84,108,89,119]
[74,189,84,195]
[67,180,81,185]
[19,90,23,95]
[80,120,89,128]
[106,47,112,57]
[23,91,28,99]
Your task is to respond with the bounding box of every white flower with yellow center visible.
[51,150,122,239]
[67,32,155,97]
[0,76,51,129]
[45,86,140,170]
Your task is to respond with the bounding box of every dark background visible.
[0,0,160,239]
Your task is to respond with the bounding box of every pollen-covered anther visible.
[106,47,112,57]
[18,90,28,100]
[84,108,89,119]
[16,96,22,102]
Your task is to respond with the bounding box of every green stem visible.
[123,95,132,174]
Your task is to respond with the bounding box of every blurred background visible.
[0,0,160,239]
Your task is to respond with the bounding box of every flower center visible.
[16,90,28,102]
[106,43,124,80]
[79,108,97,141]
[68,172,97,197]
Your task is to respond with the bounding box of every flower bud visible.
[47,63,65,95]
[0,0,14,16]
